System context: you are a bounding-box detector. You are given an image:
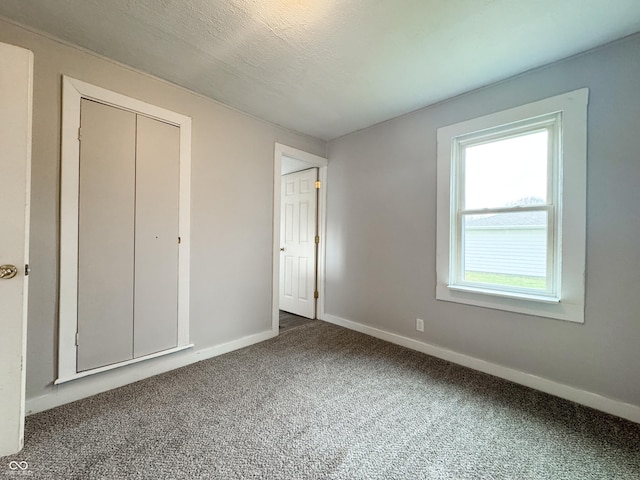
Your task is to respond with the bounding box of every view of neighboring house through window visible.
[436,89,588,323]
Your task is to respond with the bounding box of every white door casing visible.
[272,144,328,331]
[279,168,318,319]
[0,42,33,456]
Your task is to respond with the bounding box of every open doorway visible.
[272,144,328,333]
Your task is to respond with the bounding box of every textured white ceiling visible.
[1,1,640,140]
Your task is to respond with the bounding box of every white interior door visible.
[0,42,33,456]
[279,168,318,319]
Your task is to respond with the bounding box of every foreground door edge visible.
[0,41,33,457]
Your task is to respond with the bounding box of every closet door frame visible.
[57,76,192,384]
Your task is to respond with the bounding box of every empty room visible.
[1,1,639,478]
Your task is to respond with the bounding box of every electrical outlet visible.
[416,318,424,332]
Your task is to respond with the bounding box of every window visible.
[436,89,588,323]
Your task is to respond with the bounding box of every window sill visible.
[436,283,583,323]
[447,284,560,304]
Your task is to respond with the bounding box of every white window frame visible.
[436,89,588,323]
[57,76,193,383]
[452,114,560,300]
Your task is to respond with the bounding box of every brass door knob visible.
[0,265,18,279]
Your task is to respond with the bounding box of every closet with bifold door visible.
[77,98,180,371]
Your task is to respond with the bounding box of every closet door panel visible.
[133,115,180,357]
[77,99,136,371]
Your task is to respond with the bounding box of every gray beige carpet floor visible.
[2,321,639,479]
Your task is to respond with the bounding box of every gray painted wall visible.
[326,34,640,406]
[0,19,325,401]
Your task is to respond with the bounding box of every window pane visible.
[462,211,548,291]
[464,130,548,210]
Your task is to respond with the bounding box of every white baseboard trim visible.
[321,313,640,424]
[26,328,278,415]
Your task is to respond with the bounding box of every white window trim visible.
[57,76,192,383]
[436,89,588,323]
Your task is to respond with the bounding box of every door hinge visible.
[78,127,82,141]
[314,235,320,244]
[25,264,30,276]
[178,236,181,244]
[314,290,319,299]
[315,180,321,189]
[75,332,79,346]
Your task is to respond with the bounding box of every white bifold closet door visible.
[77,99,179,372]
[134,115,180,358]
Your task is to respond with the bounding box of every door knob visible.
[0,265,18,279]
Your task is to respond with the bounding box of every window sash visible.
[449,116,561,301]
[453,205,556,297]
